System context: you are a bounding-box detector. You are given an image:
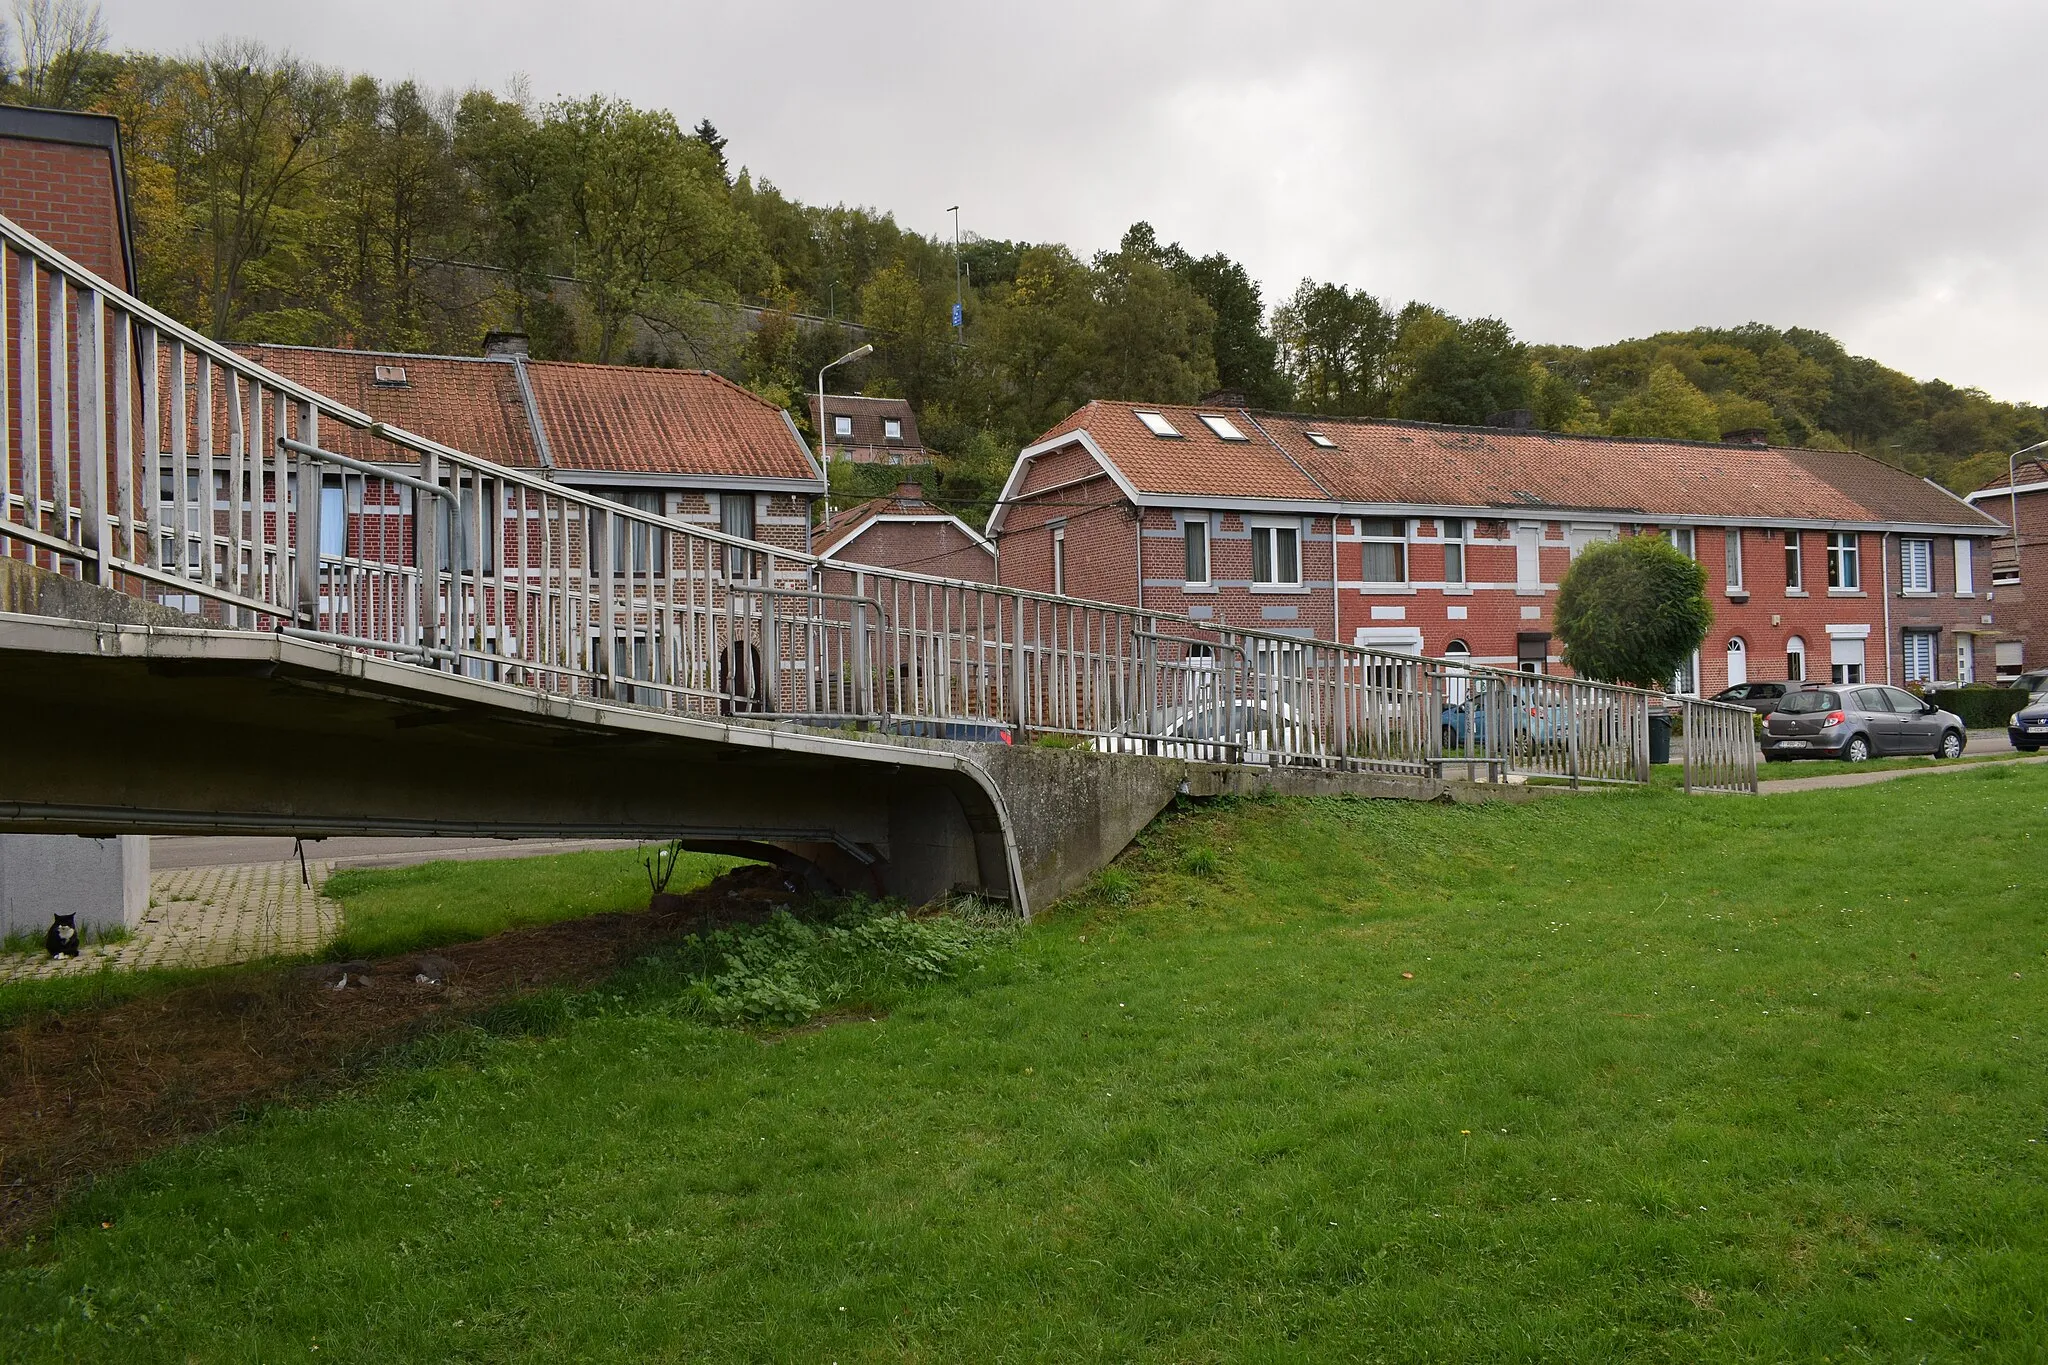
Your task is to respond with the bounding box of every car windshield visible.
[1776,690,1840,714]
[2031,690,2048,708]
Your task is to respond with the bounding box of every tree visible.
[2,0,110,108]
[454,89,573,353]
[543,96,765,361]
[1119,223,1284,406]
[1395,315,1531,425]
[692,117,729,183]
[1272,279,1395,415]
[1604,362,1721,441]
[1552,535,1712,690]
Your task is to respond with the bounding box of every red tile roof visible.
[1968,457,2048,495]
[1020,401,2000,530]
[815,482,989,558]
[525,361,820,483]
[232,346,823,488]
[236,346,539,468]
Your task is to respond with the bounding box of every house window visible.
[832,414,853,439]
[1304,431,1337,449]
[1903,629,1937,684]
[1515,524,1542,588]
[1182,518,1208,585]
[1198,413,1249,441]
[1900,538,1932,593]
[1442,518,1466,585]
[1995,640,2024,682]
[1956,636,1976,684]
[884,418,903,441]
[1953,539,1975,594]
[1829,633,1865,685]
[1725,529,1743,591]
[319,476,346,558]
[1784,531,1803,590]
[1251,521,1301,586]
[1135,410,1180,438]
[1517,634,1549,675]
[608,489,663,575]
[1666,526,1695,559]
[1827,532,1860,589]
[1359,517,1406,586]
[1786,634,1807,682]
[721,492,755,578]
[1052,526,1066,596]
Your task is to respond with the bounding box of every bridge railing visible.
[0,211,1756,793]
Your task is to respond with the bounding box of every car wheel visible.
[2018,744,2041,754]
[1442,724,1458,749]
[1939,730,1964,760]
[1845,735,1871,763]
[1764,753,1789,763]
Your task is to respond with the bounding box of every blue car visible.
[2009,690,2048,753]
[1440,689,1568,749]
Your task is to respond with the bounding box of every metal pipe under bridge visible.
[0,214,1757,916]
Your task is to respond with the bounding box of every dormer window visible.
[1198,414,1248,441]
[373,364,408,387]
[832,415,853,438]
[1135,410,1180,438]
[1304,430,1337,449]
[884,418,903,441]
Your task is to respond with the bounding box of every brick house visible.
[809,394,932,465]
[0,103,136,292]
[815,479,994,582]
[1966,457,2048,683]
[991,401,2005,693]
[238,343,826,557]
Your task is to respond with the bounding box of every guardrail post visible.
[292,403,319,627]
[78,286,108,582]
[415,445,440,657]
[1566,680,1582,790]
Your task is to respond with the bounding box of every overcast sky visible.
[100,0,2048,405]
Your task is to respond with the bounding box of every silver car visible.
[1761,684,1967,763]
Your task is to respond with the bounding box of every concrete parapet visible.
[0,834,149,940]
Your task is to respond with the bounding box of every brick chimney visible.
[483,330,531,358]
[893,479,924,505]
[1721,427,1770,446]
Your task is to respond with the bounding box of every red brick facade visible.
[993,404,2006,695]
[1967,464,2047,682]
[0,136,129,289]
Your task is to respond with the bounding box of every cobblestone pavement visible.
[0,860,340,984]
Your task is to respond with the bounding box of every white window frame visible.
[1902,628,1937,685]
[1667,526,1695,559]
[1052,525,1067,596]
[1358,516,1408,587]
[832,414,853,439]
[1784,530,1803,591]
[1953,538,1975,595]
[1182,517,1209,587]
[1135,410,1180,438]
[1725,528,1743,591]
[1250,519,1302,587]
[883,418,903,442]
[1725,635,1747,688]
[1786,634,1807,682]
[1441,518,1466,586]
[1197,413,1249,441]
[1514,523,1542,590]
[1900,538,1933,594]
[1827,532,1860,590]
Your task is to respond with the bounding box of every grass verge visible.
[323,847,744,959]
[3,768,2045,1360]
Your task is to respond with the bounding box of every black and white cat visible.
[45,912,80,959]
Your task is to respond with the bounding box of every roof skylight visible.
[1198,413,1249,441]
[1135,410,1181,438]
[1304,430,1338,449]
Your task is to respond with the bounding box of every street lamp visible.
[2007,438,2048,577]
[817,342,873,514]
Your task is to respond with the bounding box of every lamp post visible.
[949,205,963,341]
[2008,439,2048,579]
[817,342,873,515]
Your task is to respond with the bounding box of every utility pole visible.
[949,205,963,341]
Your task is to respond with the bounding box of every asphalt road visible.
[149,836,643,872]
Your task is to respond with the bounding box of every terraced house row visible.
[990,401,2009,695]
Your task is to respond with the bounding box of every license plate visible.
[1777,740,1810,749]
[2029,725,2048,734]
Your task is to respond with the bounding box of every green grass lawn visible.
[322,846,744,959]
[4,770,2046,1360]
[1757,750,2031,782]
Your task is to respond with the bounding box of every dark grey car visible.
[1761,685,1967,763]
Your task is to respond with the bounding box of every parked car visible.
[2008,690,2048,753]
[1761,685,1967,762]
[1098,694,1312,763]
[1707,681,1791,712]
[2013,669,2048,697]
[884,718,1013,745]
[1440,689,1569,750]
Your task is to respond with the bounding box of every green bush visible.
[1931,687,2031,728]
[1553,536,1712,689]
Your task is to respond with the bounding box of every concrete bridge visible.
[0,211,1755,925]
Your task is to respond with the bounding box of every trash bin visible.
[1648,710,1673,765]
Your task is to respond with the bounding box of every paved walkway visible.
[1760,753,2048,794]
[0,859,341,984]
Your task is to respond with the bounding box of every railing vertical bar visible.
[77,285,107,581]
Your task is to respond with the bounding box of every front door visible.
[1726,638,1748,688]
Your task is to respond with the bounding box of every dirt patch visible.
[0,863,799,1244]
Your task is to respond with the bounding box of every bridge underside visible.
[0,614,1024,911]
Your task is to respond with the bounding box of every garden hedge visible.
[1930,687,2031,728]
